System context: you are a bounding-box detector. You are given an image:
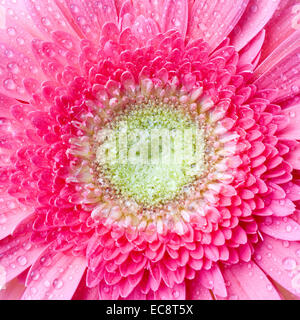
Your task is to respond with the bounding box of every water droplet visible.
[265,217,273,226]
[266,284,273,291]
[289,111,296,118]
[291,85,299,94]
[44,280,50,288]
[70,4,79,13]
[16,37,25,45]
[7,63,19,74]
[23,242,32,251]
[40,255,52,267]
[7,27,16,36]
[286,225,292,232]
[17,256,27,266]
[282,241,290,248]
[103,286,110,293]
[30,271,40,281]
[250,5,258,13]
[282,257,297,271]
[53,278,63,289]
[41,17,51,26]
[3,79,16,91]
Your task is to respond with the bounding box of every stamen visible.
[95,102,206,208]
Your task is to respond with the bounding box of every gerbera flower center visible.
[95,101,206,207]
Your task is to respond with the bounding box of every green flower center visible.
[95,103,206,207]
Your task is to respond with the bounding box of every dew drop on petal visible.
[44,280,51,288]
[3,79,16,91]
[282,257,297,271]
[17,255,27,266]
[7,27,16,36]
[53,278,63,289]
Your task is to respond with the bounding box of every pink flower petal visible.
[238,29,265,67]
[22,247,86,300]
[23,0,78,39]
[259,216,300,241]
[230,0,280,51]
[65,0,103,41]
[278,104,300,140]
[0,194,33,240]
[0,233,44,283]
[0,277,26,300]
[255,199,296,217]
[162,0,188,37]
[90,0,118,30]
[131,16,159,43]
[254,235,300,297]
[155,282,186,300]
[131,0,164,27]
[284,182,300,202]
[187,0,249,51]
[186,277,213,299]
[261,0,300,61]
[220,261,281,300]
[197,265,227,297]
[284,142,300,170]
[72,272,99,300]
[254,30,300,102]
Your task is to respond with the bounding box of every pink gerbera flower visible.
[0,0,300,301]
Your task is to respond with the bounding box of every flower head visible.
[0,0,300,300]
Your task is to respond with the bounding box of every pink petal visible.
[0,277,26,300]
[254,30,300,102]
[0,35,45,99]
[278,104,300,140]
[131,0,164,27]
[155,282,186,300]
[72,272,99,300]
[254,235,300,297]
[187,0,249,51]
[0,194,33,241]
[256,199,295,217]
[210,265,227,297]
[162,0,188,37]
[65,0,102,41]
[284,182,300,202]
[22,248,86,300]
[0,234,44,283]
[90,0,118,30]
[197,265,227,297]
[230,0,280,51]
[220,261,281,300]
[261,0,300,61]
[238,29,265,67]
[259,216,300,241]
[23,0,78,39]
[131,16,159,43]
[186,276,213,299]
[284,142,300,170]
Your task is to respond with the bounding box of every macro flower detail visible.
[0,0,299,300]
